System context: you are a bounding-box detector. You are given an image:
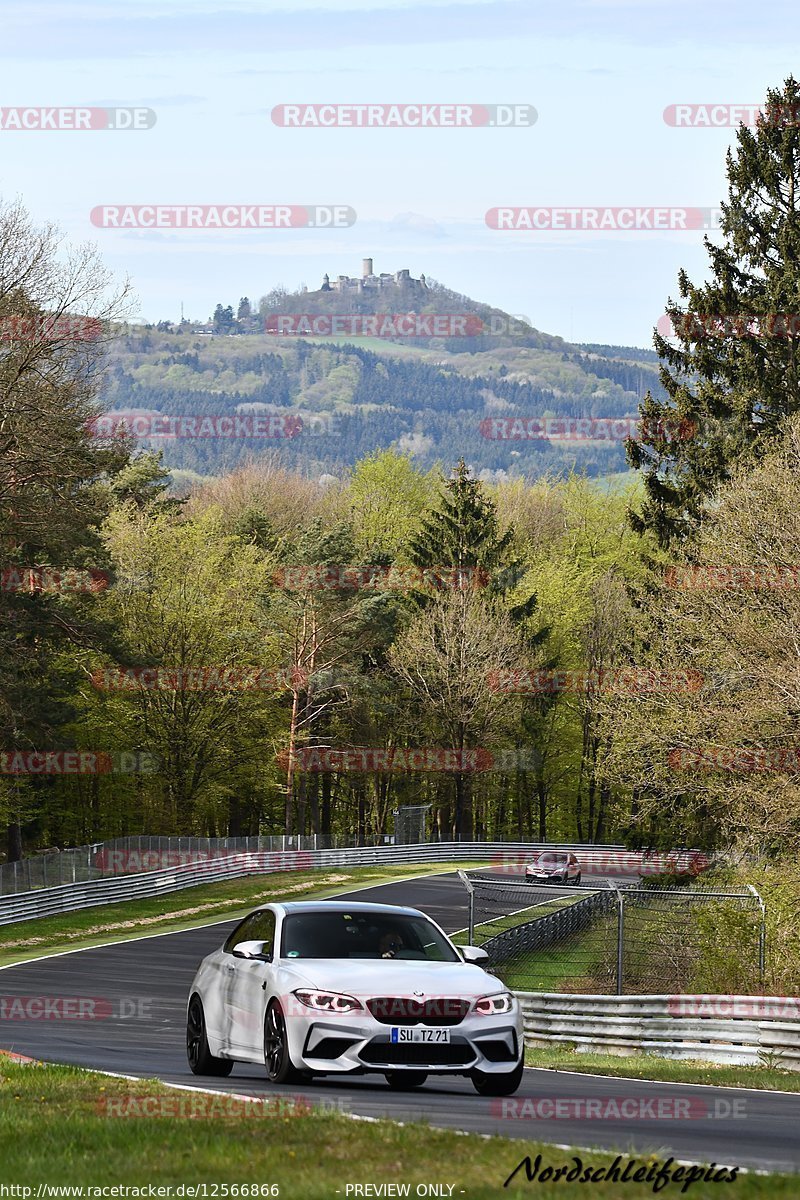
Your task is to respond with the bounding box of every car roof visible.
[269,900,426,918]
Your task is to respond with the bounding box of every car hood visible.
[280,957,503,999]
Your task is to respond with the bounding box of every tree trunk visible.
[284,686,302,835]
[295,772,307,836]
[537,776,547,841]
[321,773,332,837]
[308,775,320,835]
[227,792,242,837]
[356,782,367,845]
[6,822,22,863]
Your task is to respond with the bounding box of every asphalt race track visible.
[1,871,799,1174]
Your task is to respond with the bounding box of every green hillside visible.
[102,275,664,481]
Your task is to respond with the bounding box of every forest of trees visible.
[4,78,800,861]
[100,334,663,481]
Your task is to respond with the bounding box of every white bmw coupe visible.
[186,900,524,1095]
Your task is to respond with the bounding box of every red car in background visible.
[525,851,582,885]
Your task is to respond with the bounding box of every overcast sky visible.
[1,0,797,346]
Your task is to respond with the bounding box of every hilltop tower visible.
[362,257,373,278]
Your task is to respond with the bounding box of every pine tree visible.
[629,77,800,545]
[403,461,532,838]
[409,459,518,585]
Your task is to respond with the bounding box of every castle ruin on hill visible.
[320,258,429,294]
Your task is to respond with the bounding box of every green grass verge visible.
[525,1043,800,1092]
[494,914,616,992]
[0,1058,793,1197]
[0,862,483,968]
[451,894,580,947]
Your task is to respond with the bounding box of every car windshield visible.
[537,853,568,865]
[280,911,461,962]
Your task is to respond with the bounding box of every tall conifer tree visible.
[630,77,800,544]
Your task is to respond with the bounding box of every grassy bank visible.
[0,1057,793,1197]
[495,916,614,992]
[525,1043,800,1092]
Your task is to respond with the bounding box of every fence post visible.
[457,869,475,943]
[617,890,625,995]
[606,882,625,995]
[747,884,766,983]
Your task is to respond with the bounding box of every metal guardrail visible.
[0,842,619,927]
[0,835,347,896]
[0,841,701,928]
[0,837,708,896]
[516,991,800,1070]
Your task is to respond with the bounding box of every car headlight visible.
[292,989,363,1013]
[473,992,514,1015]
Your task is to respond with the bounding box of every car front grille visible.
[367,997,470,1026]
[360,1038,475,1066]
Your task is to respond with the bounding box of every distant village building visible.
[320,259,429,294]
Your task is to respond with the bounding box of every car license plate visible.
[390,1027,451,1044]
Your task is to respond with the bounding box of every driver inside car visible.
[379,930,405,958]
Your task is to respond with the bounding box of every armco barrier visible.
[516,991,800,1070]
[0,836,708,894]
[0,842,702,926]
[0,835,334,895]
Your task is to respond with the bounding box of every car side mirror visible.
[460,945,489,964]
[232,939,271,960]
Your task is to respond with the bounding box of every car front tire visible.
[471,1057,524,1096]
[264,999,301,1084]
[573,872,582,885]
[186,995,233,1076]
[384,1071,428,1090]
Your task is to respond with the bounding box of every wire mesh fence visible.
[460,872,765,996]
